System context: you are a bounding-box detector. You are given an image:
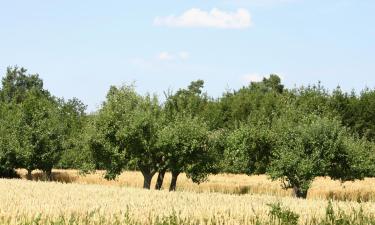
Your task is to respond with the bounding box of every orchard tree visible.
[154,80,214,190]
[90,85,162,189]
[17,90,66,180]
[57,98,90,169]
[268,112,372,198]
[0,66,45,103]
[157,115,214,191]
[224,120,275,174]
[0,102,22,178]
[218,74,285,128]
[0,66,66,180]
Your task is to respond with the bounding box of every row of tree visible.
[0,67,374,198]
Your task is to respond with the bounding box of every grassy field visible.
[1,178,375,225]
[17,169,375,202]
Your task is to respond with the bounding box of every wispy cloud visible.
[224,0,299,7]
[242,73,264,83]
[156,51,190,61]
[157,52,174,61]
[154,8,252,29]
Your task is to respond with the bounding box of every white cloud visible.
[225,0,298,7]
[178,51,190,60]
[157,52,174,61]
[242,73,264,83]
[157,51,190,61]
[154,8,252,29]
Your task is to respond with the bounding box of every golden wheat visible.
[16,169,375,202]
[0,178,374,225]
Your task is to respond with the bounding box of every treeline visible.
[0,66,374,198]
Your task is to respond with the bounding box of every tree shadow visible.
[28,171,78,183]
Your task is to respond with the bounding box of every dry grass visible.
[16,169,375,202]
[1,178,375,225]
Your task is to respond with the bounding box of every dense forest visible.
[1,66,374,198]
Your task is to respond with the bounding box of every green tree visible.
[224,120,275,174]
[0,102,22,178]
[0,66,46,103]
[57,98,91,169]
[352,89,375,140]
[218,74,285,128]
[17,90,66,180]
[157,115,213,191]
[154,80,212,189]
[268,112,371,198]
[89,85,162,189]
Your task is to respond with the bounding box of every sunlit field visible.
[17,169,375,202]
[1,178,375,225]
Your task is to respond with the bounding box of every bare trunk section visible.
[293,185,307,198]
[43,168,52,181]
[155,169,166,190]
[169,171,180,192]
[141,169,156,189]
[26,169,32,180]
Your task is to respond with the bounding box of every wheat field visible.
[1,178,375,225]
[17,169,375,202]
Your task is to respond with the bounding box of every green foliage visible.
[89,85,162,187]
[0,102,21,178]
[0,66,45,103]
[157,115,213,184]
[1,66,375,197]
[57,98,92,170]
[268,111,372,198]
[224,120,275,174]
[17,90,66,176]
[0,67,68,178]
[268,202,299,225]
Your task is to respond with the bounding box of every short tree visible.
[157,115,213,191]
[17,90,66,180]
[90,85,162,189]
[57,98,90,169]
[224,120,275,175]
[268,113,371,198]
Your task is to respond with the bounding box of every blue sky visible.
[1,0,374,111]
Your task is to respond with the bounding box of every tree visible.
[352,89,375,140]
[89,85,162,189]
[0,102,21,178]
[218,74,285,128]
[57,98,90,169]
[268,112,371,198]
[153,80,211,190]
[157,115,213,191]
[224,120,275,175]
[0,66,45,103]
[17,90,66,180]
[0,66,66,180]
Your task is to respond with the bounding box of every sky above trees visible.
[1,0,374,111]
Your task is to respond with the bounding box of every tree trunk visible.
[169,171,180,192]
[155,169,166,190]
[26,169,33,180]
[141,170,155,189]
[44,169,52,181]
[293,185,307,198]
